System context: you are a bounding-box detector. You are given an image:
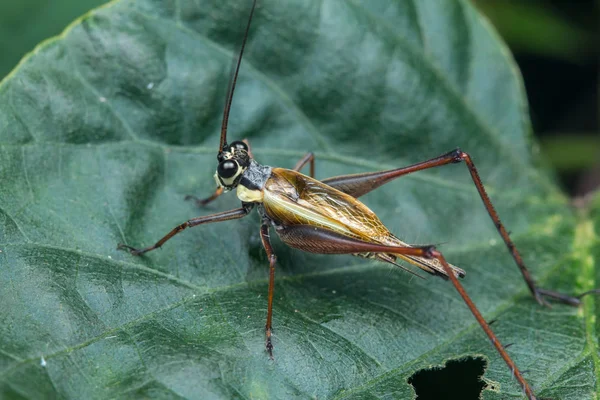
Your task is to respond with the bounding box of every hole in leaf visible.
[408,357,487,400]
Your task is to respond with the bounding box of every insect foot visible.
[265,328,274,360]
[535,287,583,307]
[116,243,145,256]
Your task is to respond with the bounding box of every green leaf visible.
[0,0,596,399]
[0,0,108,80]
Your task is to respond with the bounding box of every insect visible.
[117,1,586,398]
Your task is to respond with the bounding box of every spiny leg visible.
[320,150,466,198]
[293,152,315,177]
[117,205,253,255]
[259,223,277,358]
[322,148,580,306]
[274,224,536,399]
[275,225,461,276]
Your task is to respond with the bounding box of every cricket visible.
[117,1,586,398]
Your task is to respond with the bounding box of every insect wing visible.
[263,168,393,243]
[262,168,465,278]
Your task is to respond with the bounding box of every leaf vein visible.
[344,0,549,192]
[134,9,332,152]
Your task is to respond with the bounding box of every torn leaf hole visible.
[408,357,487,399]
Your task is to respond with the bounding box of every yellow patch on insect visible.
[237,185,264,203]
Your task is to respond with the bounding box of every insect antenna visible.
[219,0,257,153]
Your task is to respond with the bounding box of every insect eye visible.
[230,140,248,152]
[218,159,239,179]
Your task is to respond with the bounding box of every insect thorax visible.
[236,160,272,203]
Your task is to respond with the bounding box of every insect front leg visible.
[185,187,224,207]
[117,205,253,255]
[323,148,582,307]
[275,224,537,399]
[292,152,315,177]
[259,223,277,358]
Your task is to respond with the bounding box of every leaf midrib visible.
[0,0,587,397]
[0,234,577,385]
[1,260,578,399]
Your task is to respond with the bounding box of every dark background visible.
[476,0,599,199]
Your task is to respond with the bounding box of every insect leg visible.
[323,148,580,306]
[117,204,253,255]
[292,152,315,177]
[430,248,537,400]
[275,224,536,399]
[275,225,454,265]
[259,224,277,358]
[185,187,224,207]
[320,149,469,198]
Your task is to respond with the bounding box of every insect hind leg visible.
[322,148,583,307]
[427,247,537,399]
[274,223,537,398]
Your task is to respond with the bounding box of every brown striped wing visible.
[262,168,395,244]
[262,168,465,278]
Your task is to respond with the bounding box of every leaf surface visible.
[0,0,596,399]
[0,0,108,79]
